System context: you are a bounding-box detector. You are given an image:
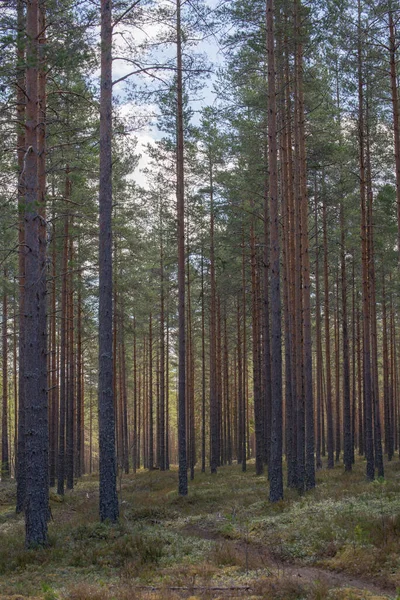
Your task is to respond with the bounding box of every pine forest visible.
[1,0,400,598]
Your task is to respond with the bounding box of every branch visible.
[112,0,141,29]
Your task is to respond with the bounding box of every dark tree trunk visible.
[267,0,283,502]
[16,0,26,514]
[340,203,352,472]
[201,248,206,473]
[57,174,69,496]
[66,235,74,490]
[322,194,334,469]
[24,0,49,546]
[176,0,187,496]
[358,0,374,480]
[98,0,118,521]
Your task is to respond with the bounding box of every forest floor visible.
[0,458,400,600]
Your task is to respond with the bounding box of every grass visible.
[0,458,399,599]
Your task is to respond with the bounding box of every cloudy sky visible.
[111,0,224,187]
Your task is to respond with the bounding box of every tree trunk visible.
[24,0,49,546]
[267,0,283,502]
[98,0,118,521]
[176,0,187,496]
[2,270,10,478]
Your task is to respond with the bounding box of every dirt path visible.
[181,523,396,598]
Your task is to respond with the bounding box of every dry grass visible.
[0,459,399,599]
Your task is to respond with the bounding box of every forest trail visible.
[181,523,396,599]
[2,463,400,599]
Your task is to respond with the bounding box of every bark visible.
[323,194,334,468]
[209,157,218,474]
[2,270,10,478]
[176,0,187,496]
[24,0,49,546]
[267,0,283,502]
[340,203,352,472]
[159,204,166,471]
[250,219,264,476]
[98,0,118,521]
[388,7,400,260]
[16,0,26,513]
[358,0,374,479]
[57,173,69,496]
[201,248,206,473]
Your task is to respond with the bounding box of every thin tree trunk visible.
[16,0,26,514]
[2,270,10,478]
[341,203,352,471]
[267,0,283,502]
[323,193,334,469]
[176,0,187,496]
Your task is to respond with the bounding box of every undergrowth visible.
[0,458,398,599]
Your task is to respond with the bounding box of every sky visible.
[111,0,224,188]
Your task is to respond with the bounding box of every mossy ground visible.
[0,458,399,599]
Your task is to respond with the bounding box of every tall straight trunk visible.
[267,0,283,502]
[335,272,341,462]
[284,32,297,487]
[241,235,247,471]
[340,203,352,471]
[148,313,154,470]
[99,0,118,521]
[13,296,18,475]
[388,7,400,259]
[224,310,232,464]
[366,121,384,479]
[166,308,170,469]
[37,0,47,495]
[133,317,138,472]
[66,236,74,490]
[351,259,356,462]
[187,253,195,480]
[16,0,26,513]
[293,15,305,491]
[250,219,264,476]
[295,0,315,490]
[201,248,206,473]
[358,0,374,481]
[57,174,69,496]
[159,207,166,470]
[121,325,129,473]
[390,294,397,456]
[2,270,10,478]
[49,218,58,487]
[382,275,393,460]
[237,297,243,465]
[263,148,272,467]
[357,304,364,455]
[216,295,223,465]
[322,194,334,468]
[76,266,83,478]
[209,159,218,474]
[24,0,49,546]
[176,0,187,495]
[314,191,322,470]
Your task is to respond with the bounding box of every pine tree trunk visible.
[323,194,334,468]
[2,270,10,478]
[267,0,283,502]
[341,203,352,471]
[24,0,49,546]
[16,0,26,514]
[98,0,118,521]
[176,0,187,495]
